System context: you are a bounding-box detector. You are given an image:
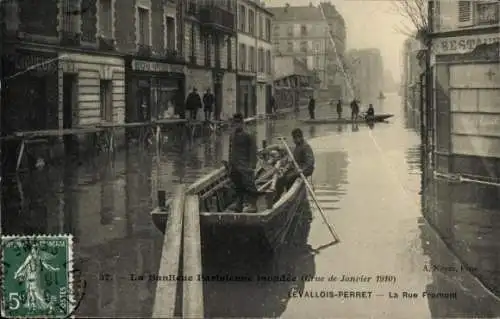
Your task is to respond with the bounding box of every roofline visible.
[241,0,275,17]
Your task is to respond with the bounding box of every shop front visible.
[1,48,59,170]
[2,48,59,134]
[236,75,256,118]
[125,58,186,123]
[432,33,500,178]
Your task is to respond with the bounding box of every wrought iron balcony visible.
[138,44,152,57]
[199,5,235,34]
[60,31,81,46]
[163,49,185,63]
[98,36,116,52]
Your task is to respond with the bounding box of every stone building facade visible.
[236,0,274,118]
[183,0,237,120]
[1,0,127,164]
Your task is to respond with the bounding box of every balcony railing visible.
[199,5,235,33]
[60,31,81,46]
[98,36,115,51]
[138,44,152,57]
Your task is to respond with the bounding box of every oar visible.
[277,137,340,243]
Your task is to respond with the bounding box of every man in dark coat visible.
[336,99,343,119]
[350,99,360,121]
[203,88,215,121]
[226,113,258,213]
[270,95,276,115]
[308,96,316,119]
[185,87,202,120]
[274,128,315,201]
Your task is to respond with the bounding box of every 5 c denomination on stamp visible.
[1,235,74,318]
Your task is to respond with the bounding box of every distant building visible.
[273,56,314,111]
[268,2,348,100]
[401,36,424,112]
[345,48,384,103]
[236,0,274,118]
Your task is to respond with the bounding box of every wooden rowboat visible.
[151,145,308,253]
[300,113,393,124]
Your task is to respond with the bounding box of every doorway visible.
[214,83,222,120]
[63,74,77,155]
[265,84,272,114]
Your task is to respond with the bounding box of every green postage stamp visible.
[1,235,74,318]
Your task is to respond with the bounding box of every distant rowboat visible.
[300,114,394,124]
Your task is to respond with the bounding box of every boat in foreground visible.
[151,145,308,253]
[300,113,393,124]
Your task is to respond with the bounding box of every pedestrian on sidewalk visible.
[350,99,360,121]
[203,88,215,121]
[185,87,202,120]
[308,96,316,120]
[226,113,258,213]
[336,99,343,119]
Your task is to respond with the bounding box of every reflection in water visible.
[418,217,500,317]
[202,150,349,317]
[351,123,359,132]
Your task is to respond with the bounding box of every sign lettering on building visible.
[12,53,57,73]
[132,60,184,74]
[433,34,500,55]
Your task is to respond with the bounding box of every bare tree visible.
[391,0,431,42]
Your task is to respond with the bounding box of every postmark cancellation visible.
[1,234,75,318]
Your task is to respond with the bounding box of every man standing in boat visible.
[227,113,258,213]
[275,128,315,200]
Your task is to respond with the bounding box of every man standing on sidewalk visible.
[185,87,202,120]
[203,88,215,121]
[308,96,316,119]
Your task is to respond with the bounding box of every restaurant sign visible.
[132,60,185,74]
[433,33,500,55]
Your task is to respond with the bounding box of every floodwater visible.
[1,94,500,318]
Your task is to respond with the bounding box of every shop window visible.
[100,80,113,122]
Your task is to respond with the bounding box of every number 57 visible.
[8,293,21,310]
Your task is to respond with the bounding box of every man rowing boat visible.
[274,128,315,201]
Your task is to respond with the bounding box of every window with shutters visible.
[458,0,499,27]
[99,0,113,38]
[258,48,264,73]
[458,1,473,27]
[476,1,499,25]
[239,43,246,70]
[249,46,255,72]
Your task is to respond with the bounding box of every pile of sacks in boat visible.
[254,146,292,193]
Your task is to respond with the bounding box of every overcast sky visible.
[266,0,411,83]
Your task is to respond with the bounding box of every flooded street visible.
[2,94,500,318]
